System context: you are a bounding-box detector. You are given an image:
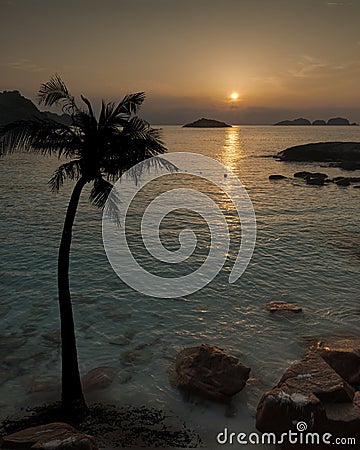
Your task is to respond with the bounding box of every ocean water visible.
[1,126,360,447]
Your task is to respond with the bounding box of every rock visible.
[338,160,360,170]
[24,378,59,394]
[327,117,350,126]
[256,386,326,433]
[81,367,117,392]
[256,352,356,435]
[354,391,360,409]
[335,177,351,186]
[170,344,250,402]
[277,142,360,162]
[354,185,360,189]
[256,336,360,440]
[0,422,98,449]
[316,337,360,385]
[304,172,328,179]
[279,352,354,403]
[306,176,325,186]
[182,118,232,128]
[323,402,360,435]
[294,171,313,178]
[295,171,329,185]
[312,119,326,125]
[269,174,287,180]
[266,301,302,313]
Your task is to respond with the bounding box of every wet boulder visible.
[170,344,250,402]
[256,387,326,433]
[269,174,287,180]
[278,352,354,403]
[256,340,360,439]
[317,337,360,385]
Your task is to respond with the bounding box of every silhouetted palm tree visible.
[0,75,171,412]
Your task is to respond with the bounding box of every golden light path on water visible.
[221,126,242,172]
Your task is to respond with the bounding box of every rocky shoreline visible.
[256,336,360,447]
[1,336,360,448]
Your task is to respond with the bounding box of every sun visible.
[230,92,239,100]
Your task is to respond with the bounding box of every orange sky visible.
[1,0,359,124]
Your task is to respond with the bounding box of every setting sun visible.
[230,92,239,100]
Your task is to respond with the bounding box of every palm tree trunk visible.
[58,176,87,412]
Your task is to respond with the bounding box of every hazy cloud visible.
[5,58,47,73]
[326,2,353,6]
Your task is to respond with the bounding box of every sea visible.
[1,125,360,448]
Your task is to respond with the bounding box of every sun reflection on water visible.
[221,126,242,171]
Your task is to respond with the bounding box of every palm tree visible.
[0,75,172,413]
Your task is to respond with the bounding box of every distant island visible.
[274,117,358,126]
[183,118,232,128]
[0,90,71,125]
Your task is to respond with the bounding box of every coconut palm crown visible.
[0,75,173,412]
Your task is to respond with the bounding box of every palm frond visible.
[100,120,168,179]
[126,156,178,185]
[113,92,145,117]
[80,95,95,119]
[121,117,163,144]
[90,177,121,224]
[38,74,77,114]
[89,176,112,208]
[0,118,80,157]
[98,100,109,127]
[48,159,82,192]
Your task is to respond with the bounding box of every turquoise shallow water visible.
[1,126,360,447]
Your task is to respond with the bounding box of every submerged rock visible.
[24,378,59,395]
[0,422,98,449]
[170,344,250,402]
[0,334,28,351]
[266,301,302,313]
[269,174,287,180]
[81,367,117,392]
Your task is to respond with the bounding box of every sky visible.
[0,0,359,124]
